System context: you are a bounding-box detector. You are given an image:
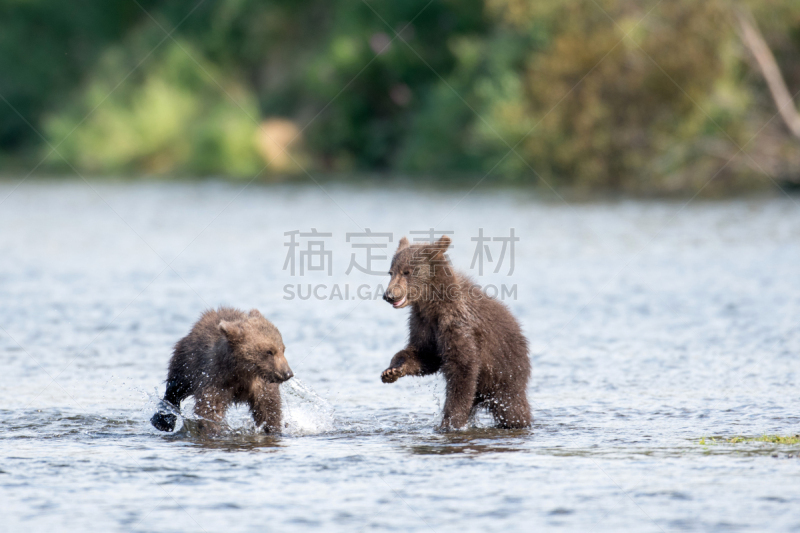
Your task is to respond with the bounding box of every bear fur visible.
[151,307,293,434]
[381,235,531,430]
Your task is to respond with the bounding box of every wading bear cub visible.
[381,236,532,430]
[151,307,293,434]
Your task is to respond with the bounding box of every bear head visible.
[218,309,293,383]
[384,235,453,309]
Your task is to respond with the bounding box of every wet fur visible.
[382,236,532,430]
[151,307,292,434]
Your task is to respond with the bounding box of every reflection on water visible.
[1,181,799,532]
[168,426,285,452]
[408,427,532,455]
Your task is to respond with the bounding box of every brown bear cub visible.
[151,307,293,434]
[381,236,531,430]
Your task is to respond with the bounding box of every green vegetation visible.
[1,0,799,190]
[700,435,800,445]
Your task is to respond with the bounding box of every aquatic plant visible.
[700,435,800,445]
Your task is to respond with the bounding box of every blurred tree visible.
[466,0,751,190]
[0,1,155,151]
[1,0,798,189]
[45,39,264,176]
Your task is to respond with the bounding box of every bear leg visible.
[193,388,229,435]
[488,391,532,429]
[249,382,282,433]
[150,380,188,432]
[382,348,441,383]
[440,369,478,430]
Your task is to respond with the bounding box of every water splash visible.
[141,380,335,437]
[281,378,336,436]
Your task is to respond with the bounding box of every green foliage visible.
[1,0,799,188]
[0,0,149,149]
[44,40,263,176]
[477,0,756,190]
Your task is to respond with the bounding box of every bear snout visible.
[278,368,294,382]
[383,287,402,303]
[274,358,294,383]
[384,287,408,308]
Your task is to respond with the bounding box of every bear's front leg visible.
[150,399,179,432]
[249,382,282,433]
[151,378,192,432]
[381,348,418,383]
[193,388,229,435]
[382,347,442,383]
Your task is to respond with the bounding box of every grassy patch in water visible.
[700,435,800,446]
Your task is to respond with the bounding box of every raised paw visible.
[381,366,404,383]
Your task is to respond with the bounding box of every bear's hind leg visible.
[193,388,229,435]
[439,368,478,431]
[488,391,532,429]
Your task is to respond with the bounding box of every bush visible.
[44,39,263,177]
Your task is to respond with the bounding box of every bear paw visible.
[381,366,404,383]
[151,412,177,432]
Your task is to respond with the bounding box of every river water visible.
[0,180,798,532]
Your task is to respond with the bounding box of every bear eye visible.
[403,270,410,276]
[265,349,274,357]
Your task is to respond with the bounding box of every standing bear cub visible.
[151,307,293,434]
[382,236,531,430]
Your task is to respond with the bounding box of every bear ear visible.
[218,320,245,343]
[432,235,451,259]
[248,309,263,319]
[397,236,409,252]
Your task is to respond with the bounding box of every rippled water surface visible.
[1,180,799,532]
